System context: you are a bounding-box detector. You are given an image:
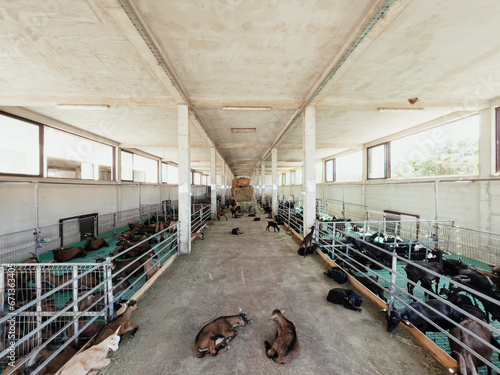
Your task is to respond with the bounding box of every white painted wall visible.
[279,179,500,232]
[0,182,203,235]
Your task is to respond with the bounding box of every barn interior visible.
[2,0,500,374]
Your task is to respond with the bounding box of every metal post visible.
[434,180,440,243]
[176,221,180,256]
[72,266,79,346]
[36,265,42,346]
[426,223,432,257]
[139,183,142,222]
[408,221,415,260]
[389,250,398,309]
[0,265,4,311]
[34,182,40,260]
[331,223,335,260]
[113,213,117,235]
[106,263,115,320]
[342,183,346,219]
[314,221,320,252]
[94,216,98,237]
[200,206,203,231]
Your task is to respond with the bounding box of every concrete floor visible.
[100,211,444,375]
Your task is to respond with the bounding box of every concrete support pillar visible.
[261,163,265,200]
[178,104,191,255]
[303,106,316,235]
[221,163,226,206]
[210,147,217,219]
[272,148,278,216]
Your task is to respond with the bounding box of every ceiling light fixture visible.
[231,128,256,133]
[56,104,110,110]
[223,106,271,111]
[377,107,424,113]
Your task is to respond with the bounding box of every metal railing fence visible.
[0,223,179,374]
[315,219,500,374]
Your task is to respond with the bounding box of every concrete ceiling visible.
[1,0,500,178]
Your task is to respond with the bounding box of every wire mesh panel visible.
[116,208,140,230]
[444,226,500,266]
[0,263,110,369]
[0,230,37,264]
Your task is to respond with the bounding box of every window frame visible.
[0,111,44,178]
[44,126,115,181]
[325,159,335,182]
[120,150,134,182]
[496,107,500,173]
[367,142,391,180]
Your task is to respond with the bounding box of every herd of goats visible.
[313,218,500,375]
[4,199,500,374]
[0,214,185,375]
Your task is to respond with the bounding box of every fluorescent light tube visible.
[377,107,424,113]
[57,104,110,110]
[223,106,271,111]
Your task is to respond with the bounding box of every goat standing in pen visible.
[404,248,447,297]
[93,300,139,345]
[264,309,300,364]
[445,318,499,375]
[297,225,315,256]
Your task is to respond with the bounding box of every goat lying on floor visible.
[194,313,251,358]
[327,288,363,312]
[232,228,243,235]
[265,309,300,364]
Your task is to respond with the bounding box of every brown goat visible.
[51,247,87,262]
[145,259,161,280]
[23,344,77,375]
[265,309,300,364]
[217,211,228,221]
[298,226,315,255]
[84,236,109,251]
[67,318,105,343]
[112,252,154,280]
[194,313,250,358]
[446,318,494,375]
[110,240,151,259]
[191,232,204,241]
[93,300,139,345]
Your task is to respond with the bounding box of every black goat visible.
[324,267,348,284]
[352,274,386,301]
[385,299,463,333]
[327,288,363,312]
[404,248,447,297]
[266,221,280,232]
[439,287,489,323]
[443,258,474,277]
[452,270,496,294]
[231,228,243,235]
[344,233,391,269]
